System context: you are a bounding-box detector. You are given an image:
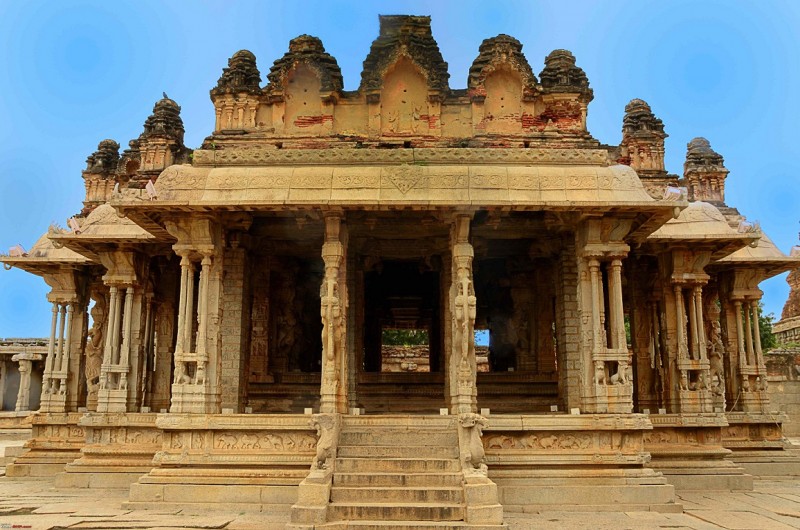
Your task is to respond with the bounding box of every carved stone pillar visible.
[166,218,224,414]
[319,214,348,414]
[84,286,107,411]
[449,215,477,415]
[656,249,712,413]
[42,302,60,400]
[171,252,220,413]
[12,353,42,412]
[97,283,137,412]
[705,296,726,412]
[750,300,764,367]
[718,268,770,413]
[608,258,626,350]
[575,217,633,413]
[40,268,88,413]
[0,360,6,410]
[150,299,175,412]
[694,286,707,361]
[664,281,712,413]
[139,291,155,410]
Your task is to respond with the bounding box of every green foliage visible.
[382,328,429,346]
[759,302,777,350]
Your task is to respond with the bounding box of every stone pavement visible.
[1,477,800,530]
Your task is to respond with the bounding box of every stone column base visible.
[96,389,128,413]
[39,393,67,413]
[170,384,219,413]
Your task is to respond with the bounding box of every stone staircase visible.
[295,415,504,529]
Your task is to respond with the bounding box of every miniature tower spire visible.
[683,137,729,204]
[211,50,262,132]
[123,96,188,189]
[619,99,672,197]
[81,139,120,216]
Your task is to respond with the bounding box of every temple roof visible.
[647,201,757,260]
[713,231,799,277]
[0,232,88,276]
[47,203,158,261]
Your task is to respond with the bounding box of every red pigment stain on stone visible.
[294,115,334,127]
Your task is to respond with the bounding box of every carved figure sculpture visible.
[708,321,725,395]
[454,263,478,364]
[195,362,206,385]
[594,360,606,385]
[85,292,107,407]
[173,361,191,384]
[320,276,341,389]
[311,414,338,470]
[610,360,629,385]
[459,413,488,476]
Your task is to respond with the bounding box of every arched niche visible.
[483,67,523,135]
[380,57,429,136]
[284,63,326,134]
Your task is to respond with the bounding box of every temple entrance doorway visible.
[357,260,445,413]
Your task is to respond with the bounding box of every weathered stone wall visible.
[781,269,800,321]
[766,349,800,436]
[380,345,489,373]
[220,246,249,412]
[774,316,800,346]
[774,267,800,348]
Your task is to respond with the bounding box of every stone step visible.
[335,458,460,474]
[329,502,464,522]
[343,522,504,530]
[334,472,463,488]
[331,486,463,504]
[3,445,25,458]
[337,445,459,459]
[340,430,458,447]
[342,416,454,429]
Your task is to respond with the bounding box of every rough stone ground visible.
[1,476,800,529]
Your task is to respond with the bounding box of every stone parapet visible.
[723,411,800,477]
[483,414,679,512]
[126,413,317,513]
[646,413,752,491]
[5,412,85,477]
[55,412,161,489]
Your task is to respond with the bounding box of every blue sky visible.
[1,0,799,336]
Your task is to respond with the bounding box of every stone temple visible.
[2,14,799,527]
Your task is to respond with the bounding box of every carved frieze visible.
[192,146,610,167]
[212,431,316,452]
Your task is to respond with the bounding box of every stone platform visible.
[3,475,800,529]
